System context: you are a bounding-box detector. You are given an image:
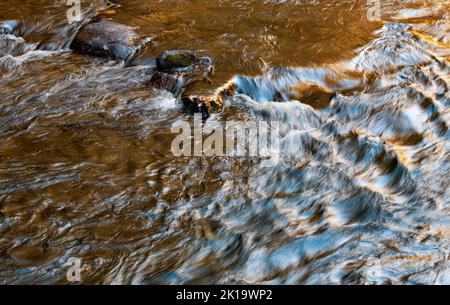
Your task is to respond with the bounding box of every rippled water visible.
[0,0,449,284]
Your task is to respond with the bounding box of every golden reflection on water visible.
[0,0,448,284]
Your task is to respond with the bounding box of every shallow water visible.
[0,0,449,284]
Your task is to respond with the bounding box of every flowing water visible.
[0,0,449,284]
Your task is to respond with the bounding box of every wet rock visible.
[148,72,185,97]
[71,19,140,62]
[181,95,221,120]
[148,50,214,98]
[181,81,234,119]
[157,50,212,73]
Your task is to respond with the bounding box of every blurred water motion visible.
[0,0,449,284]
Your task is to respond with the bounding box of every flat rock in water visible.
[71,19,140,62]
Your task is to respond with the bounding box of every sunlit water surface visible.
[0,0,449,284]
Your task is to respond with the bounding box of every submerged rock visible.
[71,19,140,62]
[182,81,235,118]
[157,50,212,73]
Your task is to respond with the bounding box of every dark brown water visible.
[0,0,449,284]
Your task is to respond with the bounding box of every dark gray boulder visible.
[71,19,140,62]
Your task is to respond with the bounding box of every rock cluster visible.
[0,17,215,111]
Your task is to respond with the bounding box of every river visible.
[0,0,449,284]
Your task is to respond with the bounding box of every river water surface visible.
[0,0,449,284]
